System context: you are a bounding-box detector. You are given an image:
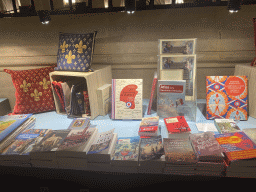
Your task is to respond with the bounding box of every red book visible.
[147,72,157,115]
[138,116,159,137]
[164,116,191,134]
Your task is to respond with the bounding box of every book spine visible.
[111,79,116,119]
[147,76,157,115]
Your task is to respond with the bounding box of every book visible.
[56,125,98,157]
[164,116,191,138]
[206,76,248,120]
[189,132,224,162]
[56,125,90,151]
[138,116,159,137]
[214,131,256,165]
[147,71,158,115]
[0,114,33,143]
[87,129,118,163]
[111,136,140,166]
[138,135,164,163]
[163,138,197,164]
[1,129,51,156]
[29,129,71,160]
[243,128,256,144]
[67,117,90,130]
[97,84,112,116]
[111,79,143,120]
[214,119,240,133]
[157,80,186,118]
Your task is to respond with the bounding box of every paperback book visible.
[157,80,186,118]
[138,116,159,137]
[214,119,240,134]
[67,117,90,130]
[164,138,197,164]
[1,129,51,156]
[0,114,33,143]
[206,76,248,120]
[214,131,256,164]
[112,136,140,166]
[87,129,118,163]
[164,116,191,138]
[139,135,164,162]
[189,132,224,162]
[112,79,143,120]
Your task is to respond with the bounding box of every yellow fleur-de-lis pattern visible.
[56,32,96,71]
[39,78,51,89]
[30,89,42,101]
[20,80,31,92]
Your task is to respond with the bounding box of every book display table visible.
[1,99,256,190]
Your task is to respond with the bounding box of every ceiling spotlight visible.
[38,10,51,24]
[125,0,136,14]
[227,0,241,13]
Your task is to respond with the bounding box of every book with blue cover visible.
[157,80,186,118]
[2,129,51,155]
[112,136,140,166]
[0,114,33,143]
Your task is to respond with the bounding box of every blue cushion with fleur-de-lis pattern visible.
[55,31,97,72]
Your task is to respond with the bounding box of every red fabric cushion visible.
[4,66,56,114]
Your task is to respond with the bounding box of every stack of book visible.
[215,130,256,178]
[0,114,36,167]
[163,137,198,175]
[189,132,226,176]
[86,128,118,171]
[111,136,140,173]
[138,116,160,138]
[164,116,191,139]
[138,136,165,174]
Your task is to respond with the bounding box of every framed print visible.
[158,55,196,100]
[159,39,196,55]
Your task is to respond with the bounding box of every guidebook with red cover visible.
[164,116,191,134]
[214,131,256,164]
[138,116,159,137]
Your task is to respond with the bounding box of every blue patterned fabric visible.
[55,32,97,72]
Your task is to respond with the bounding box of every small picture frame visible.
[158,55,196,100]
[159,38,196,55]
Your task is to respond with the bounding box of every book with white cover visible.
[97,84,112,116]
[87,129,118,163]
[112,79,143,120]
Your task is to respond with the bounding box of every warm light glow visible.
[176,0,184,4]
[229,9,238,13]
[42,21,50,24]
[63,0,76,5]
[127,11,135,14]
[104,0,109,8]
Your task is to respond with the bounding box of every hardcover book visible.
[112,79,143,120]
[0,114,33,143]
[189,132,224,162]
[214,119,240,134]
[112,136,140,166]
[206,76,248,120]
[214,131,256,163]
[139,135,164,162]
[163,138,197,164]
[157,80,186,118]
[243,128,256,144]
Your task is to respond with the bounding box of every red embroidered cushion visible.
[4,66,56,114]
